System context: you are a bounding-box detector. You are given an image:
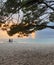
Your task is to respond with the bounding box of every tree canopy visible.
[0,0,54,37]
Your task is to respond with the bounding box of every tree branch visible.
[43,2,54,11]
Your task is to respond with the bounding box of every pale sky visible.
[0,0,54,44]
[0,30,18,39]
[0,29,36,39]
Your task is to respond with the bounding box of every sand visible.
[0,42,54,65]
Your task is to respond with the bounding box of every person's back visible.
[9,39,13,42]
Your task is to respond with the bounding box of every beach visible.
[0,42,54,65]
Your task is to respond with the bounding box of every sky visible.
[0,26,54,44]
[0,19,54,44]
[0,0,54,44]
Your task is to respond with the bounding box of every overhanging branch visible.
[43,2,54,11]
